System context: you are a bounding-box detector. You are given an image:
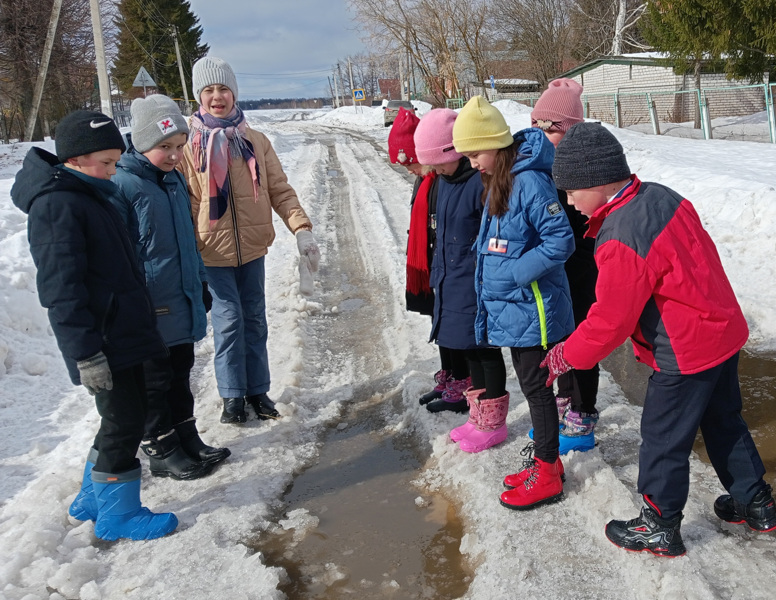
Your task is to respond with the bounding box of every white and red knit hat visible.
[531,78,584,133]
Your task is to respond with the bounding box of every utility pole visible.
[337,63,346,106]
[399,58,405,101]
[171,26,191,114]
[348,57,355,94]
[328,76,338,108]
[89,0,113,116]
[25,0,63,141]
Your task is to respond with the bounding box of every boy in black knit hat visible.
[11,110,178,541]
[541,121,775,556]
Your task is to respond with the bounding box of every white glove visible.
[77,351,113,395]
[299,257,315,296]
[295,230,320,273]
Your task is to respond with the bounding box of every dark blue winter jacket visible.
[111,150,207,346]
[10,147,167,384]
[429,158,483,350]
[474,128,575,348]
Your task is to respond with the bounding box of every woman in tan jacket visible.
[180,56,320,425]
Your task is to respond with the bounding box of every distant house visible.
[378,78,401,100]
[557,53,770,125]
[482,78,539,101]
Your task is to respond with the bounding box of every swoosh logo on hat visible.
[90,120,111,129]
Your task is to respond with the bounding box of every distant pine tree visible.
[642,0,775,83]
[113,0,208,100]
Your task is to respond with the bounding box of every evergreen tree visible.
[113,0,208,99]
[642,0,775,83]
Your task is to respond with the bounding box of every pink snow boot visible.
[450,388,485,442]
[458,393,509,453]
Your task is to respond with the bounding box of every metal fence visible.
[469,83,776,144]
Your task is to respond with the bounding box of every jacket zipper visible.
[227,165,242,266]
[530,280,548,349]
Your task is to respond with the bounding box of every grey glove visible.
[295,230,320,273]
[77,351,113,395]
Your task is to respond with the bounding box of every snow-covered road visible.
[0,107,774,599]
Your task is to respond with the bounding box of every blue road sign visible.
[490,75,495,89]
[353,89,365,101]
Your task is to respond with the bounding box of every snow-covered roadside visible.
[0,104,774,599]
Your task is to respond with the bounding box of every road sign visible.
[352,88,365,101]
[490,75,495,90]
[133,66,157,88]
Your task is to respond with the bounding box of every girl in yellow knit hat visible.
[452,96,576,511]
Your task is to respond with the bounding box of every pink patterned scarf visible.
[189,106,259,228]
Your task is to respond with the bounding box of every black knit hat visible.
[552,122,631,190]
[55,110,125,162]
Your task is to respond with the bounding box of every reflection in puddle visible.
[253,401,472,599]
[603,346,776,478]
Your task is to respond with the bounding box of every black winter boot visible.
[220,397,247,424]
[141,430,213,480]
[246,393,280,420]
[714,484,776,532]
[174,418,231,467]
[605,503,686,557]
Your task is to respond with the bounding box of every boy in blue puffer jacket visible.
[112,95,230,481]
[11,111,177,541]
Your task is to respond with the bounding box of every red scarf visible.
[406,172,436,295]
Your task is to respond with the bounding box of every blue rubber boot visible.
[68,447,99,521]
[528,426,595,455]
[92,467,178,541]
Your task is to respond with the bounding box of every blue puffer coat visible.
[112,150,207,346]
[474,128,575,348]
[429,158,483,350]
[10,148,167,384]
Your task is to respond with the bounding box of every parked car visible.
[384,100,416,127]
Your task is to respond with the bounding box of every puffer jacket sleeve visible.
[28,195,103,362]
[258,133,312,233]
[564,238,656,369]
[511,174,574,288]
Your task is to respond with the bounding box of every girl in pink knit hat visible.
[411,108,484,432]
[388,107,447,403]
[531,79,601,455]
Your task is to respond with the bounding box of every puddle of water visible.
[337,298,366,312]
[253,399,472,599]
[602,346,776,477]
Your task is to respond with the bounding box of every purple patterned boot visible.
[426,376,471,413]
[419,369,451,405]
[450,388,485,442]
[459,393,510,453]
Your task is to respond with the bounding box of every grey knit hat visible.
[192,56,238,103]
[553,122,631,190]
[130,94,188,153]
[55,110,124,162]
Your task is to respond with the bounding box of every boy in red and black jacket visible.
[541,122,774,557]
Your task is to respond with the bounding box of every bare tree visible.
[0,0,105,140]
[489,0,576,87]
[609,0,647,55]
[348,0,492,104]
[570,0,648,61]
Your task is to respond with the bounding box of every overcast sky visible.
[186,0,365,100]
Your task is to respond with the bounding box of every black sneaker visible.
[246,393,280,420]
[714,484,776,532]
[220,397,247,424]
[605,505,686,557]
